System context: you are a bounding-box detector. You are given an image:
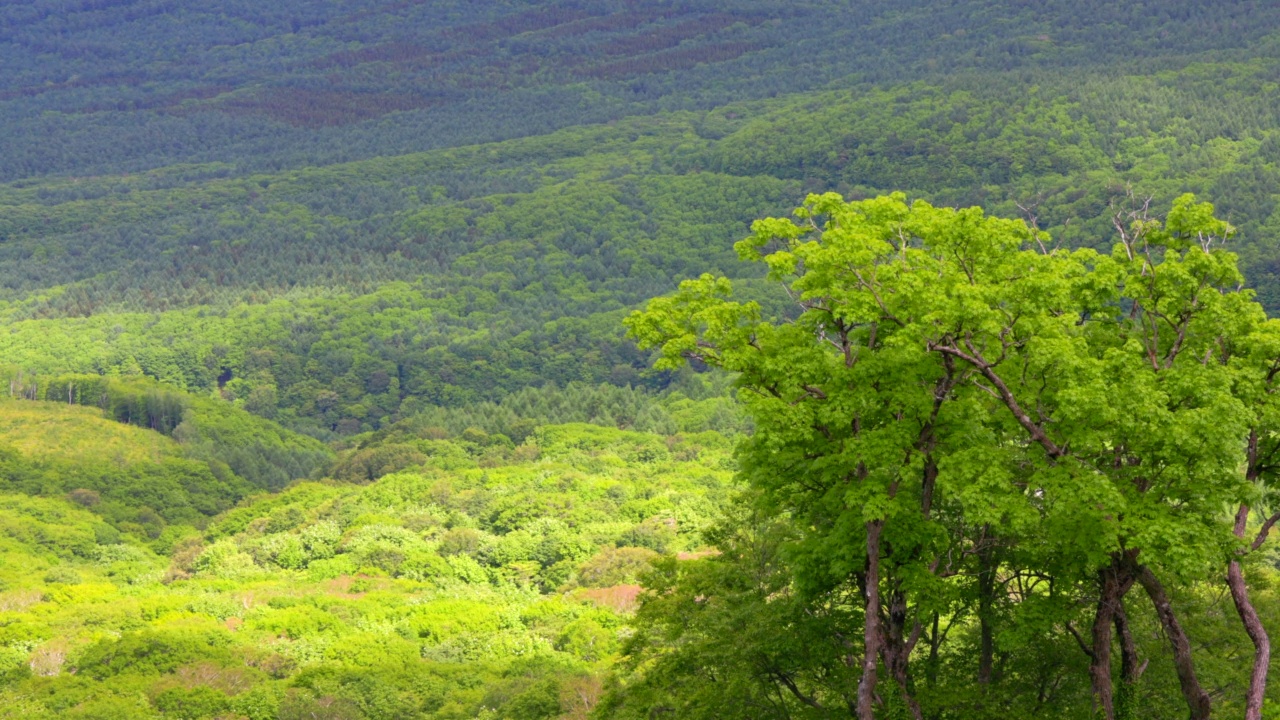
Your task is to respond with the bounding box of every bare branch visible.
[1015,198,1050,255]
[848,265,906,327]
[1065,622,1096,660]
[930,338,1066,459]
[1252,511,1280,552]
[773,671,825,710]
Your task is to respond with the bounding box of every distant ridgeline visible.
[3,1,1280,438]
[7,369,187,433]
[2,368,332,492]
[2,0,1271,180]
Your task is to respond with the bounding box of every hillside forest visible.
[3,1,1280,718]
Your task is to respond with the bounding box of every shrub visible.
[307,555,358,581]
[277,692,363,720]
[41,567,82,585]
[618,516,676,554]
[575,547,659,587]
[437,527,486,558]
[153,685,230,718]
[75,629,233,679]
[555,617,617,662]
[498,678,562,720]
[67,489,100,507]
[194,540,262,580]
[332,444,427,484]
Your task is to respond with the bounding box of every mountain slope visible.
[0,423,734,719]
[6,56,1280,434]
[3,0,1279,180]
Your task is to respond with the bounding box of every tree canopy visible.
[619,192,1280,719]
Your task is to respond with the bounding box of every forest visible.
[4,0,1280,718]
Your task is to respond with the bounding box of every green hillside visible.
[0,422,734,719]
[10,58,1280,438]
[0,399,179,465]
[4,1,1275,180]
[0,378,333,544]
[5,1,1280,718]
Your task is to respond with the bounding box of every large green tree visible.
[622,192,1278,718]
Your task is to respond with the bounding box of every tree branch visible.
[1252,511,1280,552]
[772,671,825,710]
[930,338,1066,459]
[1065,622,1095,660]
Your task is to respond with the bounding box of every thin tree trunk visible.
[921,456,938,518]
[1228,504,1270,720]
[1134,564,1212,720]
[1089,558,1137,720]
[1113,602,1142,720]
[977,540,997,687]
[926,611,940,689]
[857,520,884,720]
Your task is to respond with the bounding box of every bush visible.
[332,444,427,484]
[619,517,676,554]
[194,540,262,580]
[555,617,617,662]
[42,567,82,585]
[497,678,562,720]
[575,547,659,587]
[278,693,364,720]
[153,685,230,718]
[437,527,486,558]
[76,630,233,679]
[67,489,100,507]
[399,550,453,581]
[307,555,358,580]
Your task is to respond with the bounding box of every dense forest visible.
[4,1,1280,718]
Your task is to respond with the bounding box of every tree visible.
[626,192,1269,718]
[1222,301,1280,720]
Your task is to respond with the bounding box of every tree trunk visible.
[926,612,940,690]
[1090,567,1121,720]
[1134,564,1211,720]
[880,585,924,720]
[1227,559,1268,720]
[1090,558,1137,720]
[977,541,997,687]
[857,520,884,720]
[921,456,938,518]
[1113,602,1141,720]
[1228,505,1270,720]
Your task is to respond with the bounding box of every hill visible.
[0,399,179,466]
[0,422,734,719]
[4,1,1276,181]
[0,397,252,544]
[4,5,1280,443]
[4,2,1280,718]
[0,376,334,545]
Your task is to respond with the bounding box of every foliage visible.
[5,0,1275,182]
[5,3,1280,717]
[3,371,333,488]
[0,398,253,544]
[617,192,1280,718]
[11,52,1280,432]
[0,422,732,719]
